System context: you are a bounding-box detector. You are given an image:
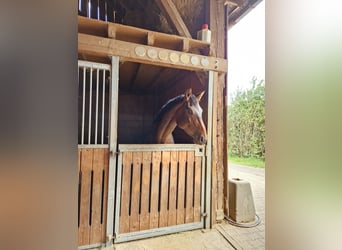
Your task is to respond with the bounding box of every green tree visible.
[228,77,265,160]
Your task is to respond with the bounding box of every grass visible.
[228,153,265,168]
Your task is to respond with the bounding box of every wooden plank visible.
[129,152,143,232]
[78,33,228,73]
[168,151,178,226]
[159,151,170,227]
[140,151,152,230]
[155,0,192,38]
[101,149,109,242]
[89,148,104,244]
[150,151,161,229]
[78,148,93,246]
[185,151,194,223]
[193,156,202,222]
[119,152,132,233]
[176,151,186,225]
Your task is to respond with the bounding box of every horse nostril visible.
[200,135,206,144]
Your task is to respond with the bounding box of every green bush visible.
[228,77,265,160]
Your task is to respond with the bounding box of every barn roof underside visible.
[79,0,263,37]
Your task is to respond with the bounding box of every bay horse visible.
[153,88,207,145]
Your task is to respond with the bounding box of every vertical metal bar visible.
[101,69,105,144]
[88,68,93,144]
[87,0,91,18]
[97,0,100,20]
[95,69,99,145]
[104,1,108,22]
[114,150,123,241]
[204,70,214,229]
[81,67,86,145]
[106,56,120,245]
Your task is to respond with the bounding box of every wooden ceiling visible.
[78,0,261,92]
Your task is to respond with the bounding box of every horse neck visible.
[155,102,182,143]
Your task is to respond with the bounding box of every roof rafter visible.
[155,0,192,38]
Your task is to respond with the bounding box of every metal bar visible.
[81,66,86,145]
[87,0,91,18]
[101,69,105,144]
[97,0,100,20]
[114,222,203,243]
[95,69,99,144]
[78,242,103,250]
[88,68,93,144]
[77,144,109,149]
[114,152,123,240]
[118,144,203,152]
[204,70,214,229]
[78,60,111,71]
[106,56,120,245]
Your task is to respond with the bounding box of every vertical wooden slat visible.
[185,151,194,223]
[120,152,132,233]
[168,151,178,226]
[101,149,109,241]
[79,148,93,246]
[159,151,170,227]
[193,156,202,222]
[140,151,152,230]
[176,151,186,225]
[130,152,142,232]
[150,151,161,229]
[90,148,104,243]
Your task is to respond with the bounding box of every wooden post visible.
[206,0,227,225]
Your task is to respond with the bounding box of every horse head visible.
[176,88,207,145]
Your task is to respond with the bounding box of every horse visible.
[152,88,207,145]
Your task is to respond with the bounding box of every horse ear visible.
[184,88,192,101]
[196,91,205,101]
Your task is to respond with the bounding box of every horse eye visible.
[187,108,193,115]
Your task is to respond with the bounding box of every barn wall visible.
[118,93,154,144]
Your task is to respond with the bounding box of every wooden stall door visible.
[114,144,205,243]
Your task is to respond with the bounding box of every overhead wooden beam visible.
[78,33,227,73]
[155,0,192,38]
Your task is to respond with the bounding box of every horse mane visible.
[154,94,185,123]
[154,93,199,123]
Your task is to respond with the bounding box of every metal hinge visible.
[110,150,120,156]
[201,212,208,217]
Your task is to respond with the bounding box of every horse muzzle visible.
[194,134,207,145]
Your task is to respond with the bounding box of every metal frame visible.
[105,56,120,246]
[205,70,214,228]
[114,144,206,243]
[78,60,111,146]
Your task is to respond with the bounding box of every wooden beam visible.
[78,33,227,73]
[155,0,192,38]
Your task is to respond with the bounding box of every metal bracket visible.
[105,234,114,247]
[201,212,208,217]
[110,150,120,156]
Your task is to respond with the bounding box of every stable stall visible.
[77,0,232,248]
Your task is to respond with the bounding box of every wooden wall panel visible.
[78,148,109,247]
